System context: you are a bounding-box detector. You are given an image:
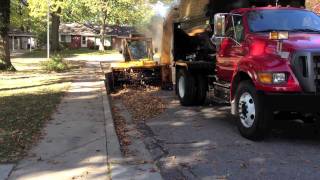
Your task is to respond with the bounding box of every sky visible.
[151,1,170,17]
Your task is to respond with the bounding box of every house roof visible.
[87,24,137,37]
[59,23,97,36]
[8,28,35,37]
[59,23,137,37]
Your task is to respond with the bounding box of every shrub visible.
[41,54,69,72]
[60,42,70,50]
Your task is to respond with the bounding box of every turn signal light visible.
[258,73,273,84]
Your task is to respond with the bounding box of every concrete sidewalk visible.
[7,61,163,180]
[9,62,109,180]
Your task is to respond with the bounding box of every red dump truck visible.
[160,0,320,140]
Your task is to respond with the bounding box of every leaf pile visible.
[110,86,166,156]
[111,105,131,155]
[111,87,166,122]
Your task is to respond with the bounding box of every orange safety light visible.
[269,31,289,40]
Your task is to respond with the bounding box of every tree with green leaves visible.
[78,0,154,51]
[27,0,70,52]
[0,0,15,70]
[10,0,171,53]
[11,0,30,31]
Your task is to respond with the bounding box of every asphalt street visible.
[139,91,320,180]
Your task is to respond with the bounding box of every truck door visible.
[216,15,245,82]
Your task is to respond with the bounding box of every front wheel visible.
[235,81,271,140]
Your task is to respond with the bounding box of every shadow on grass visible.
[0,91,66,163]
[19,49,118,59]
[0,79,70,92]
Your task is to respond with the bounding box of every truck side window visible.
[225,15,244,43]
[233,16,244,43]
[225,16,234,38]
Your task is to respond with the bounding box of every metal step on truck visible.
[160,0,320,140]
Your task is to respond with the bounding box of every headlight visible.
[273,73,286,84]
[258,72,287,84]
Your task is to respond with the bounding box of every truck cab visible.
[212,7,320,139]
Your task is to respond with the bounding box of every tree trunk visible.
[0,33,14,70]
[0,0,15,71]
[99,23,105,51]
[51,9,61,52]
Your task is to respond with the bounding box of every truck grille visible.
[291,52,320,93]
[314,56,320,92]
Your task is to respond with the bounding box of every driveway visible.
[140,91,320,180]
[65,54,124,62]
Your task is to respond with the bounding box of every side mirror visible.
[214,13,226,37]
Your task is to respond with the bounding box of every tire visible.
[235,80,271,140]
[195,74,207,105]
[177,69,197,106]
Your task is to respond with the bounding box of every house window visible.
[82,36,86,44]
[61,35,66,42]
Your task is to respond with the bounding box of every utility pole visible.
[47,0,50,59]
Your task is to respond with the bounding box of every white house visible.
[8,29,37,52]
[59,23,112,49]
[59,23,136,50]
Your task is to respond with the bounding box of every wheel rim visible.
[238,92,256,128]
[178,75,185,98]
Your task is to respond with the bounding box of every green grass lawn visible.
[20,48,118,58]
[0,58,82,163]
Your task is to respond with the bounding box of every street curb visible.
[102,90,123,163]
[100,62,132,179]
[0,164,14,180]
[100,62,163,180]
[99,61,123,164]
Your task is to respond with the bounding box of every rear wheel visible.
[235,81,271,140]
[177,69,197,106]
[195,74,207,105]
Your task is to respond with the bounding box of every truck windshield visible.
[247,10,320,33]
